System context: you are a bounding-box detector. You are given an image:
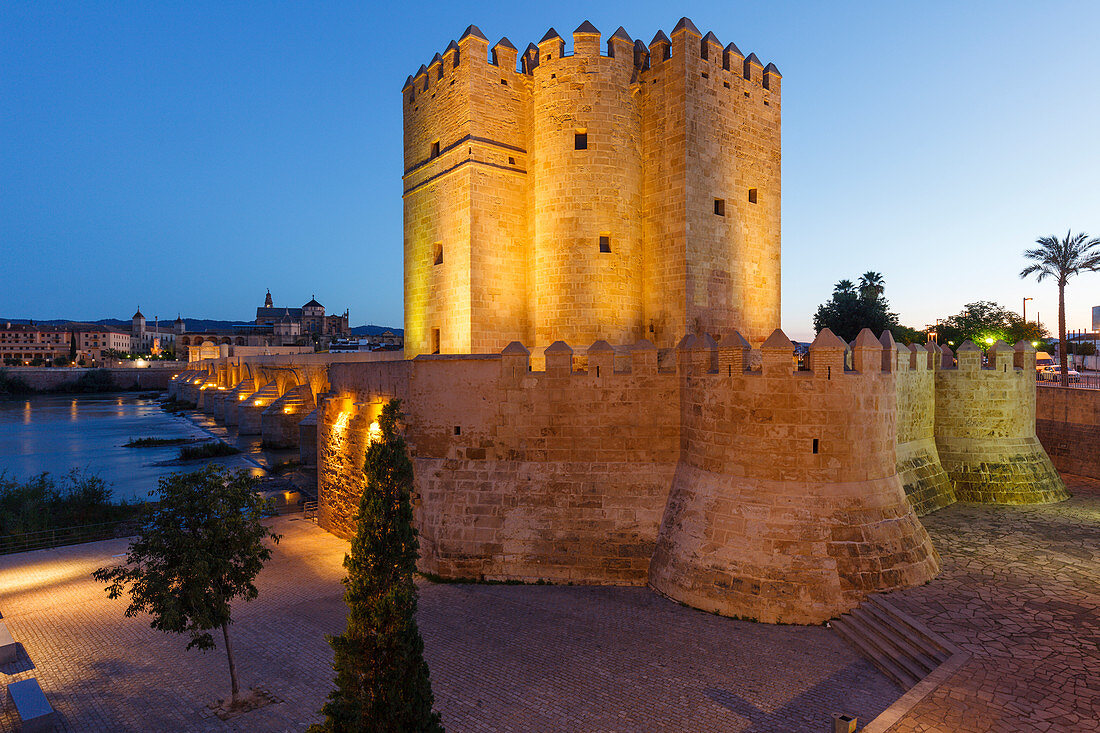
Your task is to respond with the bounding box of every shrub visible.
[0,370,32,396]
[178,441,242,461]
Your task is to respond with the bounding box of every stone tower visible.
[402,18,782,358]
[131,308,146,336]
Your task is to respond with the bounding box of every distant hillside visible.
[350,325,404,336]
[3,316,402,336]
[2,317,249,331]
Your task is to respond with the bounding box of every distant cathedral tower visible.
[402,18,781,358]
[265,289,273,308]
[132,308,146,336]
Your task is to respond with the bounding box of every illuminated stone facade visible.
[173,17,1070,626]
[403,19,781,359]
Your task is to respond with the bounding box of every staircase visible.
[831,596,956,690]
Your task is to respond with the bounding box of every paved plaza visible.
[882,473,1100,732]
[0,519,893,731]
[0,473,1097,731]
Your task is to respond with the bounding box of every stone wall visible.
[319,343,679,585]
[894,344,955,515]
[402,20,783,357]
[4,366,178,392]
[648,331,938,624]
[934,342,1068,504]
[1036,384,1100,479]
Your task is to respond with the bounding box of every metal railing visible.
[1036,370,1100,389]
[0,519,139,555]
[302,500,318,522]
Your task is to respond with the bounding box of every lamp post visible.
[1022,297,1033,323]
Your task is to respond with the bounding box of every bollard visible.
[832,713,857,733]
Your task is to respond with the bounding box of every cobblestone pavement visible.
[883,473,1100,732]
[0,516,896,732]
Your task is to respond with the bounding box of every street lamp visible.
[1023,297,1033,323]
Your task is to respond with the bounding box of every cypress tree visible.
[312,399,443,732]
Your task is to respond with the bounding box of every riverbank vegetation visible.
[159,396,194,413]
[0,470,143,540]
[125,437,197,448]
[0,370,32,396]
[179,442,242,461]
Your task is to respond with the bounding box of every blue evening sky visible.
[3,1,1098,340]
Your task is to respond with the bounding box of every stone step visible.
[832,595,957,692]
[866,596,956,660]
[831,616,920,690]
[848,607,937,680]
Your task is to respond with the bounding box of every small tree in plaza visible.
[93,465,280,704]
[312,399,443,733]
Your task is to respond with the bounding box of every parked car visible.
[1039,365,1080,383]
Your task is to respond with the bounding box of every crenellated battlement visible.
[403,18,779,89]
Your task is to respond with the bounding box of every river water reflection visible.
[0,394,267,503]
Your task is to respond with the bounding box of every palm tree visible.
[1020,230,1100,386]
[834,279,856,296]
[858,271,885,301]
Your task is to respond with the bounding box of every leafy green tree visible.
[887,324,928,346]
[312,400,443,733]
[936,301,1050,351]
[1020,230,1100,385]
[93,466,279,703]
[813,276,902,342]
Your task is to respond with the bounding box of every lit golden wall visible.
[529,30,645,352]
[402,21,783,355]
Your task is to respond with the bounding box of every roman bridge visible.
[168,350,402,461]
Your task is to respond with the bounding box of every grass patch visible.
[418,571,553,586]
[124,437,196,448]
[178,442,241,461]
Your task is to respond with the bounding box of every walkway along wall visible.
[1036,383,1100,480]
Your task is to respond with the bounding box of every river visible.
[0,393,278,503]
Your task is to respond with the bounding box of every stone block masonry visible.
[317,329,944,623]
[4,366,178,392]
[402,19,782,359]
[893,341,956,515]
[319,345,678,586]
[648,330,938,624]
[181,330,1069,624]
[934,341,1068,504]
[167,16,1072,626]
[1036,383,1100,480]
